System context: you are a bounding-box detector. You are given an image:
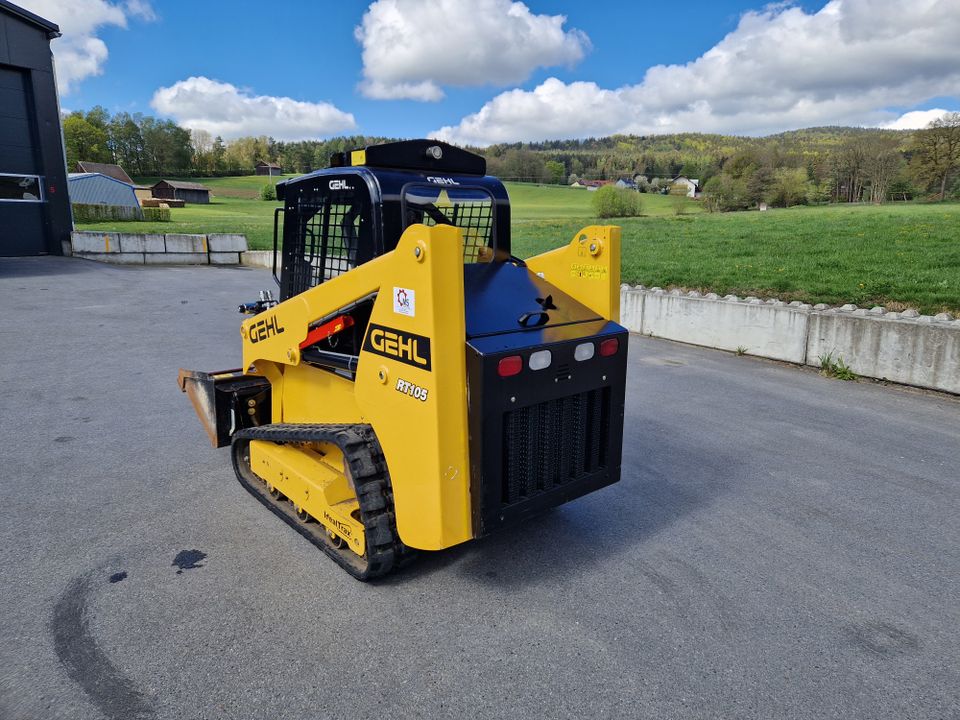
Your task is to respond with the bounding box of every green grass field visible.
[76,177,960,314]
[512,203,960,315]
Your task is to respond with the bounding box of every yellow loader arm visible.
[525,225,622,322]
[237,223,472,551]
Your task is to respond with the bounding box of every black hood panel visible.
[463,262,601,340]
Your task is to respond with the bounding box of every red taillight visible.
[599,338,619,357]
[498,355,523,377]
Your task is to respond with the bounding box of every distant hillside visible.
[478,127,911,183]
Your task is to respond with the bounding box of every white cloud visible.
[881,108,952,130]
[150,76,357,141]
[16,0,155,94]
[434,0,960,144]
[355,0,589,101]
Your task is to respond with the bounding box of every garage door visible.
[0,64,46,256]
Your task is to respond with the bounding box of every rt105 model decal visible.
[395,378,428,401]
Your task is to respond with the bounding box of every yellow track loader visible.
[179,140,628,579]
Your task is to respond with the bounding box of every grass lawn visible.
[80,196,279,246]
[512,203,960,315]
[135,174,300,199]
[506,182,700,219]
[76,176,959,314]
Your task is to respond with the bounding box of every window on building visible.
[0,174,43,202]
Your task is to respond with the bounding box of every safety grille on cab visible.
[501,388,611,507]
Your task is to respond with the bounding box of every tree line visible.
[62,107,392,178]
[62,106,960,206]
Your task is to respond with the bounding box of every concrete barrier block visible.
[72,231,119,253]
[75,252,144,265]
[164,234,207,253]
[207,234,248,252]
[635,289,810,363]
[806,313,960,394]
[209,252,241,265]
[240,251,275,269]
[144,252,208,265]
[620,286,644,333]
[119,233,165,253]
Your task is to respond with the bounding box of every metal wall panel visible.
[0,6,72,256]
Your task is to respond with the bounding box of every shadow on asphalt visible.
[0,256,104,280]
[382,415,738,588]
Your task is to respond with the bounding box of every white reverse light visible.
[574,342,595,361]
[528,350,552,371]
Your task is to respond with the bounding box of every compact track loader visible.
[179,140,628,579]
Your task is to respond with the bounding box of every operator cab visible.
[275,139,512,302]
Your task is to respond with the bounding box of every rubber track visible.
[231,423,408,580]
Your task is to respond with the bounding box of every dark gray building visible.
[0,0,70,256]
[151,180,210,204]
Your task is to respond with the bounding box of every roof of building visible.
[256,161,282,168]
[69,172,129,184]
[76,161,134,185]
[582,179,614,187]
[67,172,140,208]
[152,180,209,191]
[0,0,60,37]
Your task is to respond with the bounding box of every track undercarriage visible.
[231,424,408,580]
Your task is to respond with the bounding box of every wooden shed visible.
[255,161,282,176]
[151,180,210,205]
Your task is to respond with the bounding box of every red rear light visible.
[498,355,523,377]
[599,338,619,357]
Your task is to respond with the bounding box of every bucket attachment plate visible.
[177,368,271,448]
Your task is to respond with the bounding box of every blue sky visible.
[23,0,960,144]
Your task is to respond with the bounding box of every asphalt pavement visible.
[1,256,958,720]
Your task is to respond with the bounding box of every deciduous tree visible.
[909,112,960,201]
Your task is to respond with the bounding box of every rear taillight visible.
[599,338,619,357]
[498,355,523,377]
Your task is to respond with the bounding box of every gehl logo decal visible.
[248,315,285,343]
[362,323,432,371]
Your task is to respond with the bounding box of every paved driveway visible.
[1,257,958,719]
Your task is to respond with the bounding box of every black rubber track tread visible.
[231,423,409,580]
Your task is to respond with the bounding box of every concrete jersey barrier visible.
[621,285,960,395]
[70,231,247,265]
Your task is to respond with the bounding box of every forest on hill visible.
[63,106,960,207]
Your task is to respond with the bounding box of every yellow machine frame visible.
[237,222,621,552]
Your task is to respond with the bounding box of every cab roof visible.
[329,139,486,176]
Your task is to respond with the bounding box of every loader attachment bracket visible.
[177,368,271,448]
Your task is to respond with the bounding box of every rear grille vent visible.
[501,388,610,507]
